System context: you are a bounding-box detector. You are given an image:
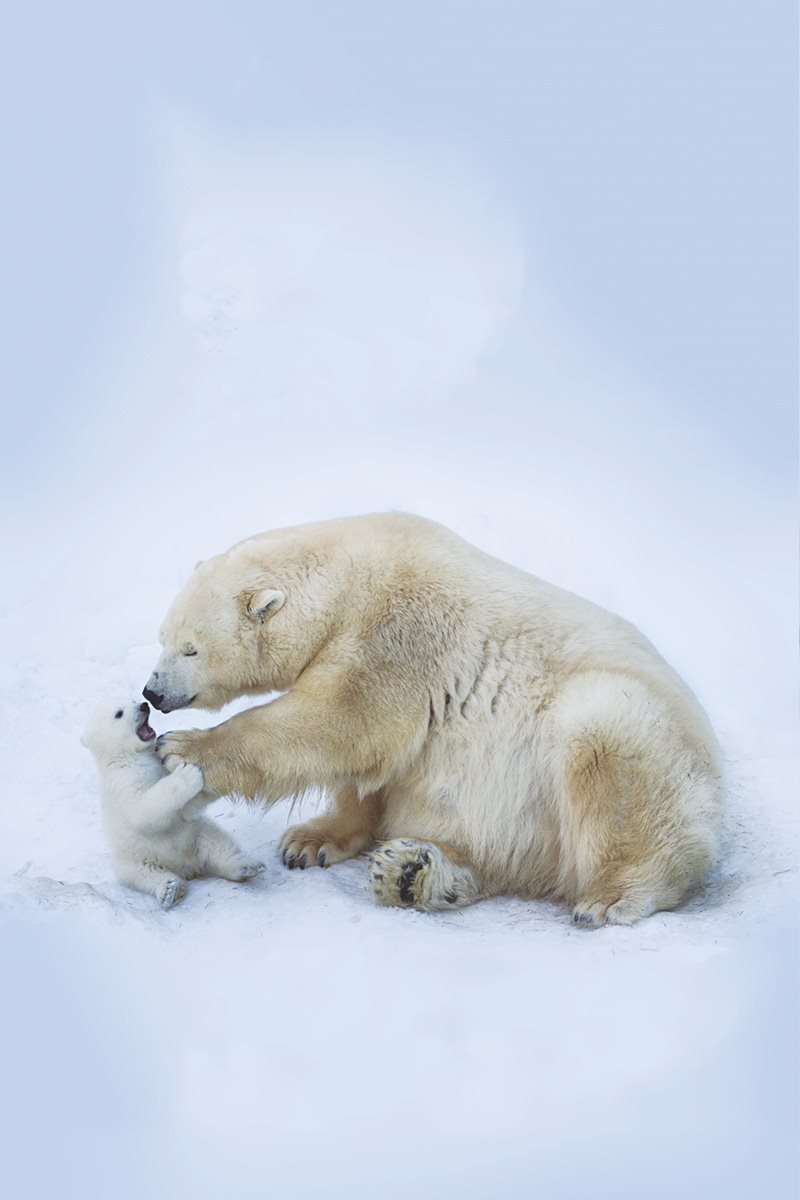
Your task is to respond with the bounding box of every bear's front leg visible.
[156,723,268,798]
[280,784,385,868]
[156,721,278,799]
[156,685,425,805]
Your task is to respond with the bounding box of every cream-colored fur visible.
[81,697,264,908]
[146,513,723,925]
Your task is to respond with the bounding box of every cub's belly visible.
[129,823,201,868]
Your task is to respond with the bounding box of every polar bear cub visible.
[81,697,264,908]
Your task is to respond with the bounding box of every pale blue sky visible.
[1,0,796,484]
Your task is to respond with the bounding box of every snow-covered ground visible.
[1,115,797,1200]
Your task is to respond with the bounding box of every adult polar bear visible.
[145,513,723,925]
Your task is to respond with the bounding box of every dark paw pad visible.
[398,858,425,905]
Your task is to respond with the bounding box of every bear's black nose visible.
[143,687,163,708]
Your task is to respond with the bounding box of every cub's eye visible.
[114,710,123,719]
[183,647,197,657]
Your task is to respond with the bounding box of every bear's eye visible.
[114,710,123,719]
[183,647,197,657]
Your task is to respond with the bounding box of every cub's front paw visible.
[172,761,205,798]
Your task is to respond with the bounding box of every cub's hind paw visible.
[234,860,265,881]
[157,878,187,909]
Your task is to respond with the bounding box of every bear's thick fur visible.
[146,513,723,924]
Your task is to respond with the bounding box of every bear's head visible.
[143,551,289,714]
[81,698,158,759]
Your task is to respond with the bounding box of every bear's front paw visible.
[156,730,205,774]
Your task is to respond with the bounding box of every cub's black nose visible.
[139,702,149,714]
[143,687,163,708]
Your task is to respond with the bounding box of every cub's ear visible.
[246,588,286,622]
[79,733,89,748]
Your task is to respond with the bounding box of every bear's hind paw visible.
[368,840,480,912]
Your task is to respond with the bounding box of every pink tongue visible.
[138,722,156,742]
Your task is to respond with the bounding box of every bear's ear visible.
[246,588,286,622]
[194,559,204,571]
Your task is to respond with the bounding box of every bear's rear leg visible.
[368,839,481,911]
[559,688,714,929]
[572,885,658,928]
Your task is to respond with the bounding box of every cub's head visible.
[143,555,286,714]
[81,698,157,760]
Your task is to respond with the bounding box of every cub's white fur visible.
[81,698,264,908]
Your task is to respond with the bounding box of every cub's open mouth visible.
[136,703,157,743]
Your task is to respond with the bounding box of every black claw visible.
[444,892,458,904]
[318,851,327,868]
[285,853,296,869]
[298,852,308,869]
